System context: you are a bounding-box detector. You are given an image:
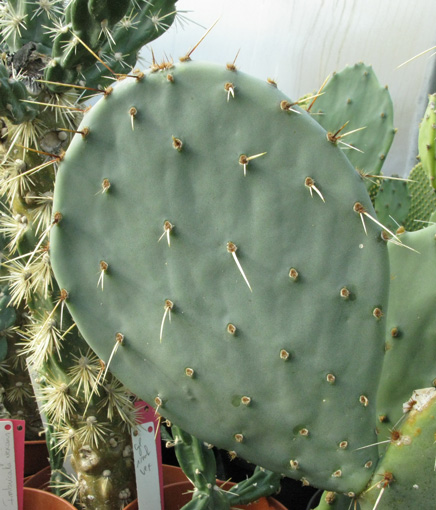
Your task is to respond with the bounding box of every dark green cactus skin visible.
[0,63,38,124]
[312,63,395,183]
[167,424,281,510]
[0,285,14,362]
[1,1,177,96]
[403,163,436,231]
[373,177,411,233]
[376,224,436,442]
[0,285,15,332]
[51,60,390,493]
[418,93,436,189]
[367,180,381,207]
[0,337,6,361]
[1,0,54,52]
[0,284,43,439]
[45,0,177,93]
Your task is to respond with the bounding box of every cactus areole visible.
[50,61,389,493]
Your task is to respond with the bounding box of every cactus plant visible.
[0,0,180,508]
[0,0,177,93]
[369,162,436,234]
[3,3,436,509]
[0,194,43,436]
[0,285,15,361]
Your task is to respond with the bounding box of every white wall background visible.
[144,0,436,176]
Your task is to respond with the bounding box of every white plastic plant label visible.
[0,421,18,510]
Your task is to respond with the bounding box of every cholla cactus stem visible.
[31,0,64,20]
[72,32,116,76]
[0,3,27,44]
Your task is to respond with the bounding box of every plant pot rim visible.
[125,479,287,510]
[23,487,77,510]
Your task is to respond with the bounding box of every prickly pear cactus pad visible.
[376,224,436,441]
[313,63,395,180]
[373,177,411,233]
[50,61,389,493]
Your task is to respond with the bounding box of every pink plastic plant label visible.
[131,402,164,510]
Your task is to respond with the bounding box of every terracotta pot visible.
[24,439,50,477]
[23,463,186,492]
[23,487,76,510]
[162,464,188,486]
[25,464,287,509]
[125,480,287,510]
[23,464,51,490]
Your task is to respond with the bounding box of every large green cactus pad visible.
[50,61,389,493]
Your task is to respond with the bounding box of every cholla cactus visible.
[161,423,282,510]
[0,1,178,508]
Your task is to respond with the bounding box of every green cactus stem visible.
[165,423,281,510]
[418,93,436,189]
